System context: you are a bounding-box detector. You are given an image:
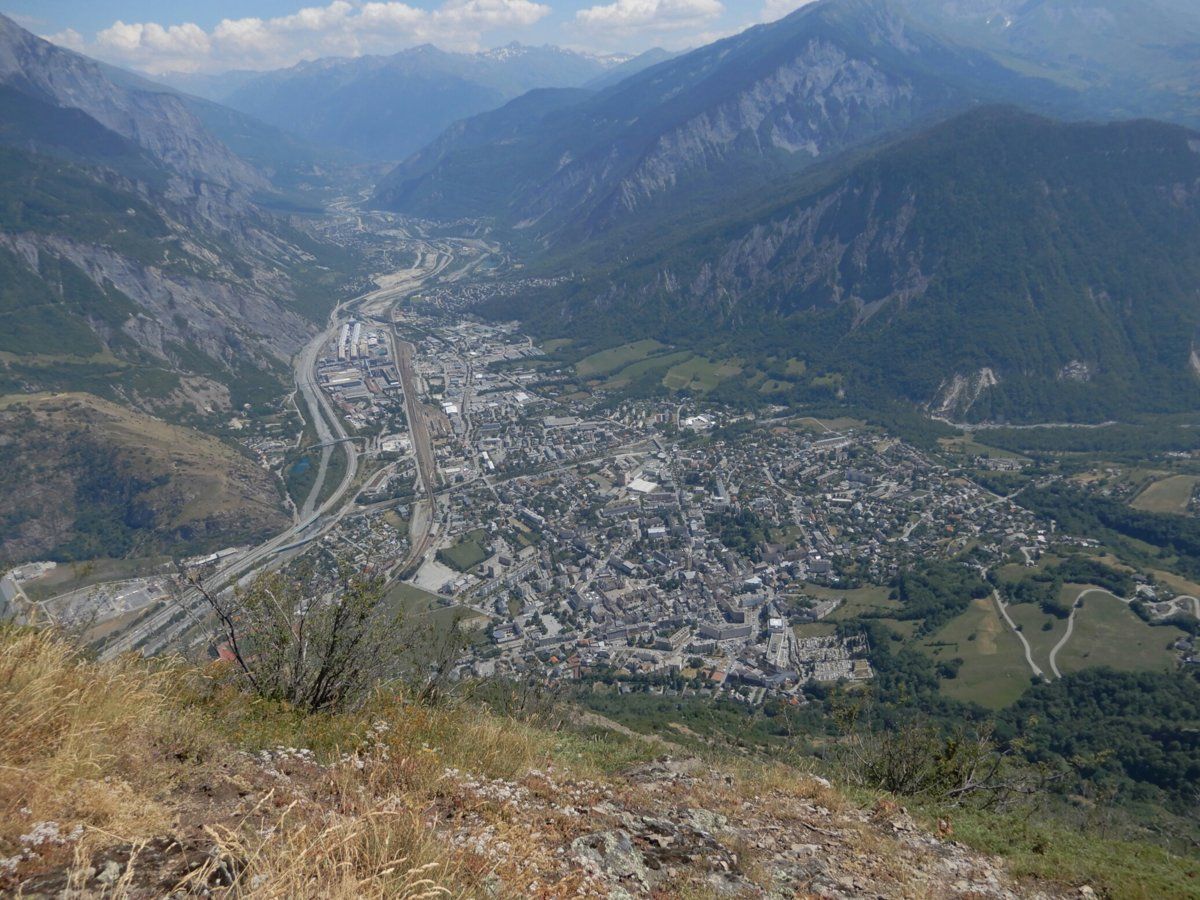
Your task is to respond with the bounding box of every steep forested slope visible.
[494,109,1200,422]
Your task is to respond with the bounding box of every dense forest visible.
[890,563,992,634]
[998,670,1200,813]
[1020,484,1200,577]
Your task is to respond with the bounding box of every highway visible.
[297,303,359,520]
[95,233,491,660]
[97,311,362,661]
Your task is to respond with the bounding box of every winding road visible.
[991,587,1045,680]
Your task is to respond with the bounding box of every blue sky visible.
[7,0,809,73]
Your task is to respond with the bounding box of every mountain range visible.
[373,0,1200,248]
[213,44,666,161]
[372,0,1078,242]
[3,0,1200,561]
[361,0,1200,422]
[894,0,1200,124]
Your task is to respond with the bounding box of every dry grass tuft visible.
[0,626,184,849]
[190,804,453,899]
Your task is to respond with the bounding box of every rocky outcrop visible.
[934,368,1000,417]
[611,39,920,216]
[0,232,311,368]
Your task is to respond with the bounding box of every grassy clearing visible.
[931,806,1200,900]
[1005,601,1067,674]
[661,355,741,392]
[816,584,900,620]
[791,416,866,434]
[802,585,922,638]
[938,435,1029,461]
[921,597,1032,708]
[382,582,480,642]
[602,350,691,388]
[792,621,838,639]
[575,339,665,377]
[437,529,490,572]
[1056,592,1186,674]
[1130,475,1198,514]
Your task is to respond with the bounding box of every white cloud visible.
[44,27,86,52]
[576,0,724,36]
[760,0,817,23]
[49,0,552,74]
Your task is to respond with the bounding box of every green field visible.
[437,529,491,572]
[602,350,692,388]
[575,340,665,377]
[921,597,1032,708]
[382,581,488,661]
[792,416,866,434]
[1006,601,1067,674]
[804,584,923,637]
[1130,475,1198,514]
[662,355,741,392]
[1056,592,1185,674]
[792,621,839,639]
[817,584,901,620]
[938,434,1029,461]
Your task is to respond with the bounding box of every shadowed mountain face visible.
[0,16,349,420]
[495,109,1200,422]
[219,44,656,161]
[372,0,1073,241]
[0,15,266,193]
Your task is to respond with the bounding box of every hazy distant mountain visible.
[583,47,679,90]
[895,0,1200,124]
[95,61,361,194]
[153,68,263,102]
[373,0,1071,241]
[502,108,1200,423]
[221,43,643,160]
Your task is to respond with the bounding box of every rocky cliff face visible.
[0,16,266,194]
[0,230,311,372]
[0,17,344,419]
[375,0,1066,241]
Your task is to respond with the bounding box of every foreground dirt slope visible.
[7,743,1071,896]
[0,628,1084,898]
